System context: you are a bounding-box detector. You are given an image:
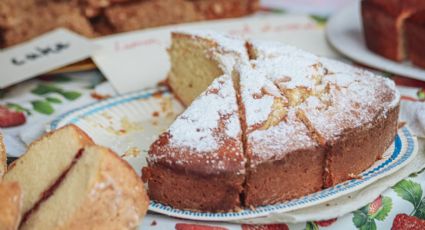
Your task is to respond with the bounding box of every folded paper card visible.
[0,28,97,89]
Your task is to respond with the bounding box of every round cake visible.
[142,30,400,212]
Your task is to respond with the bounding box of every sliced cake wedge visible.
[237,65,325,207]
[20,145,148,230]
[144,74,245,212]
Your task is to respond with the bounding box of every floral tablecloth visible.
[1,1,425,229]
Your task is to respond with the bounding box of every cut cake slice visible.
[0,181,22,230]
[4,125,94,217]
[167,30,248,106]
[20,145,148,230]
[145,74,245,211]
[296,62,400,186]
[237,65,325,207]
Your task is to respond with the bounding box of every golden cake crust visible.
[0,132,6,179]
[0,181,22,230]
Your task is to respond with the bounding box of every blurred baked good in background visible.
[0,0,259,48]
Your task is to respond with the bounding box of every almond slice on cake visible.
[20,145,148,230]
[0,181,22,230]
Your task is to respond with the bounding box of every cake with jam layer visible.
[3,125,149,229]
[143,31,400,212]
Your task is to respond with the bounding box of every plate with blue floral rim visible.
[50,86,418,221]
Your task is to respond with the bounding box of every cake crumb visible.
[121,147,141,158]
[152,91,164,98]
[152,111,160,117]
[90,92,111,100]
[151,220,157,226]
[348,173,362,180]
[160,97,173,113]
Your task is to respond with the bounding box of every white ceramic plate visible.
[326,1,425,81]
[50,87,418,221]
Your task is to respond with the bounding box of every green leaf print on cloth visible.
[393,179,425,219]
[31,84,81,101]
[31,100,54,115]
[46,97,62,104]
[352,196,392,230]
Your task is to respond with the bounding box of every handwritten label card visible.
[0,28,97,88]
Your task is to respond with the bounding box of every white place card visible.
[0,28,97,88]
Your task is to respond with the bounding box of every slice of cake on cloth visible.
[3,125,149,229]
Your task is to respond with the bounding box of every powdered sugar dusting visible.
[249,40,316,60]
[253,55,321,89]
[152,30,400,170]
[248,109,317,165]
[168,74,241,152]
[239,65,281,127]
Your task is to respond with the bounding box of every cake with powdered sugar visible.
[144,74,245,211]
[143,30,400,212]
